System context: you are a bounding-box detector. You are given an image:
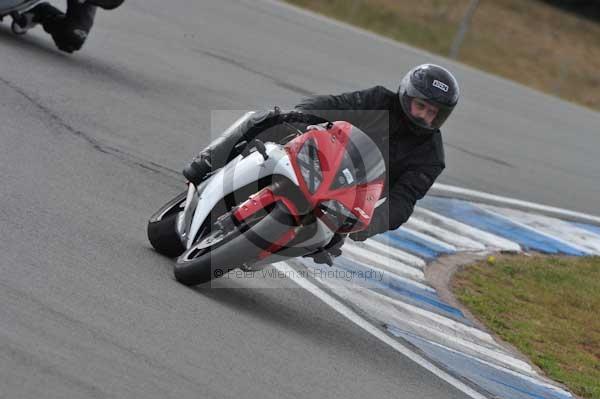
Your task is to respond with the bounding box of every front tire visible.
[174,205,295,286]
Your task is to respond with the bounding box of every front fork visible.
[176,183,199,247]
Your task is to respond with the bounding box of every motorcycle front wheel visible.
[174,204,296,286]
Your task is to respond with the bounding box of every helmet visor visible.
[400,92,453,130]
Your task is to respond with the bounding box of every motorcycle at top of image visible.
[0,0,39,33]
[0,0,114,35]
[147,115,386,286]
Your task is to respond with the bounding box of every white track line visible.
[387,330,573,397]
[476,206,592,255]
[274,262,488,399]
[366,288,498,346]
[431,183,600,226]
[360,239,426,269]
[479,205,600,255]
[343,254,434,293]
[342,244,426,282]
[412,207,521,252]
[399,226,458,252]
[404,217,487,251]
[324,283,535,374]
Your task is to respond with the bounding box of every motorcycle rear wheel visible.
[147,191,187,258]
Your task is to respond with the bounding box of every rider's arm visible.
[193,108,326,172]
[295,86,392,131]
[372,163,444,234]
[355,133,446,239]
[296,86,389,111]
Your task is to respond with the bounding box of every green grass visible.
[283,0,600,112]
[284,0,458,54]
[452,255,600,399]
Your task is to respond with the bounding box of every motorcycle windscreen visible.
[329,125,385,190]
[318,125,385,233]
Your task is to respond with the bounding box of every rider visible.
[182,64,460,264]
[13,0,124,53]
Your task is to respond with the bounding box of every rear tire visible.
[147,191,187,258]
[147,213,186,258]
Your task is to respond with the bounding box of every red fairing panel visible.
[286,122,385,231]
[232,188,299,259]
[327,182,385,226]
[233,188,301,224]
[232,188,277,222]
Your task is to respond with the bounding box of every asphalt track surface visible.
[0,1,598,398]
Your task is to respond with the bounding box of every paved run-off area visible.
[1,0,599,398]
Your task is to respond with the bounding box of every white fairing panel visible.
[186,143,298,248]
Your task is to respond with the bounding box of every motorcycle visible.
[0,0,40,33]
[147,115,386,286]
[1,0,115,35]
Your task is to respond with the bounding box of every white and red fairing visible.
[181,119,385,260]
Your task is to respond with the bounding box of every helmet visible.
[398,64,460,132]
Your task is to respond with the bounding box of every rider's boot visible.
[10,3,55,35]
[183,109,285,185]
[16,1,96,53]
[46,0,97,53]
[302,234,346,266]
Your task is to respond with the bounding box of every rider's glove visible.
[349,230,370,242]
[349,211,388,241]
[303,233,345,266]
